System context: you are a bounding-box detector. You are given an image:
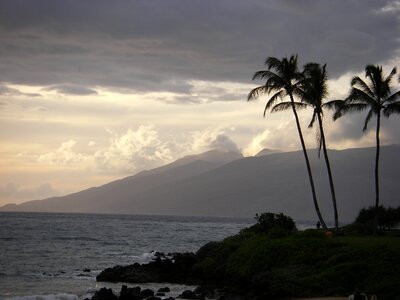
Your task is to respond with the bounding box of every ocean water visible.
[0,212,254,299]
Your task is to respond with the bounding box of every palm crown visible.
[337,65,400,129]
[248,55,304,116]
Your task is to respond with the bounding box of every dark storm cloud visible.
[0,0,399,95]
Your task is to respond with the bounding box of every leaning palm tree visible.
[335,65,400,233]
[271,63,340,231]
[248,55,328,230]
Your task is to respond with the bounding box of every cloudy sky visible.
[1,0,399,205]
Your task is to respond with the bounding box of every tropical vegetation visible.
[249,55,400,233]
[194,211,400,300]
[334,65,400,233]
[248,55,328,231]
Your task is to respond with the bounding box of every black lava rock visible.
[157,287,170,293]
[140,288,154,298]
[178,289,204,299]
[119,285,142,300]
[91,288,118,300]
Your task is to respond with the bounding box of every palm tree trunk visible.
[374,112,381,235]
[289,94,328,230]
[317,112,339,231]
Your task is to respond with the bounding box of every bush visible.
[355,206,400,231]
[245,212,297,235]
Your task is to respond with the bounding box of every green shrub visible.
[245,212,297,235]
[355,205,400,230]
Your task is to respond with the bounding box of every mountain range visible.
[1,145,399,223]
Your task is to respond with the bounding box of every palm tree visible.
[335,65,400,233]
[248,55,328,230]
[271,63,339,231]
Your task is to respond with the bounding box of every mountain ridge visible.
[1,145,399,222]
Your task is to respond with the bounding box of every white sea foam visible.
[129,251,158,263]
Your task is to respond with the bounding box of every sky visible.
[0,0,400,206]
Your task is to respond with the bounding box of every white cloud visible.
[188,127,240,154]
[38,140,84,165]
[379,0,400,13]
[36,125,241,175]
[243,119,314,156]
[93,125,175,172]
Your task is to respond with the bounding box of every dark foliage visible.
[244,212,297,237]
[355,206,400,230]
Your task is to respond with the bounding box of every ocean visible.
[0,212,254,300]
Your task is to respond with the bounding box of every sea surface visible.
[0,212,255,300]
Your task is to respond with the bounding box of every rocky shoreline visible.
[90,285,206,300]
[94,252,221,300]
[94,251,253,300]
[97,252,198,285]
[92,214,400,300]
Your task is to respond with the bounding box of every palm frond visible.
[383,102,400,117]
[347,87,378,107]
[270,101,307,113]
[342,103,369,113]
[323,99,345,111]
[248,86,267,101]
[252,70,275,81]
[383,90,400,104]
[265,90,286,111]
[333,102,369,120]
[384,67,397,87]
[302,63,328,109]
[292,85,305,100]
[365,65,382,96]
[264,75,285,93]
[265,57,283,73]
[331,100,347,120]
[351,76,375,99]
[308,111,317,128]
[363,109,375,131]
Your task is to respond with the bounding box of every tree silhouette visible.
[248,55,328,230]
[334,65,400,233]
[272,63,339,231]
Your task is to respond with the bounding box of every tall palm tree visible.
[335,65,400,233]
[271,63,339,231]
[248,55,328,230]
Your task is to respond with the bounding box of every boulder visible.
[119,285,142,300]
[91,288,118,300]
[96,253,197,284]
[140,288,154,298]
[157,287,170,293]
[178,289,204,299]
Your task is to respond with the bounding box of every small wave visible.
[129,251,156,264]
[5,293,79,300]
[129,250,173,264]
